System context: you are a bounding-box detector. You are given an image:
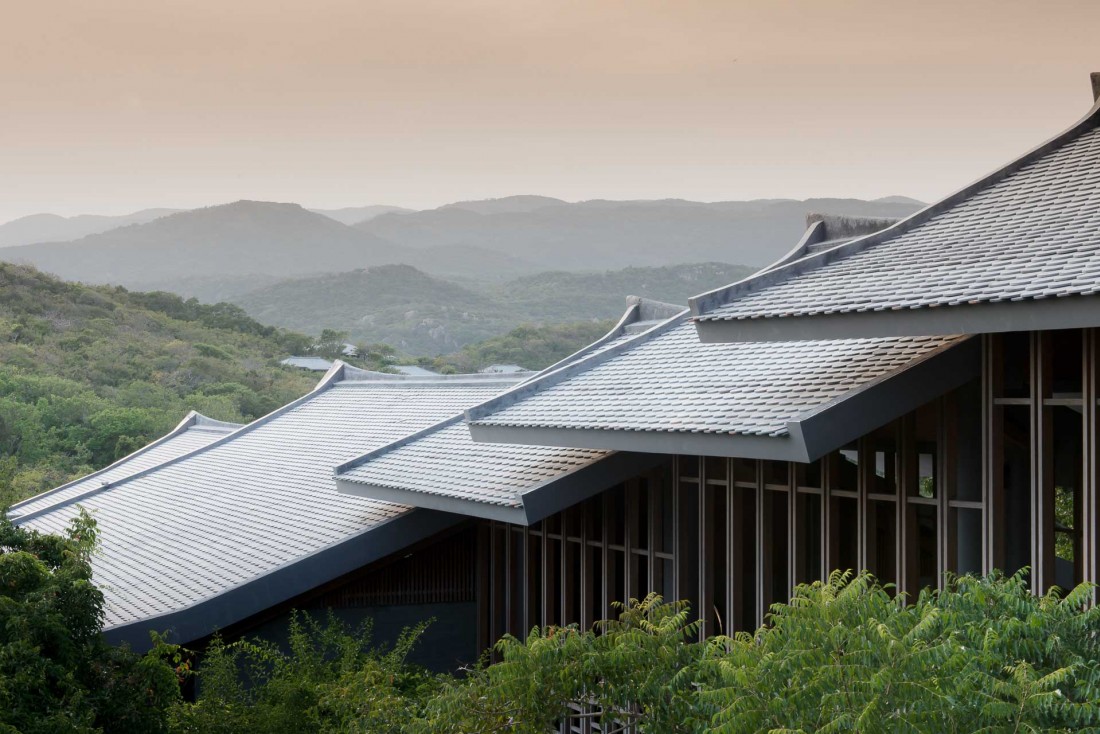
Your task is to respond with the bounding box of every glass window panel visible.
[632,480,649,551]
[707,485,728,634]
[764,460,790,487]
[999,332,1031,399]
[679,455,700,479]
[608,486,626,546]
[956,508,983,576]
[795,492,822,584]
[566,542,582,624]
[655,558,676,605]
[834,445,860,491]
[830,496,859,575]
[705,456,728,483]
[1050,404,1083,591]
[796,460,822,489]
[766,491,789,606]
[1001,405,1031,576]
[866,501,897,587]
[917,444,937,498]
[733,458,757,485]
[733,487,757,632]
[585,495,603,542]
[912,504,938,594]
[653,478,675,554]
[1049,329,1083,398]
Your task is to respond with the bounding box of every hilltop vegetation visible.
[233,262,746,354]
[0,263,324,506]
[432,320,615,373]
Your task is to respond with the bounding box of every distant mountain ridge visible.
[357,196,923,270]
[0,208,181,247]
[0,194,923,298]
[308,204,413,225]
[1,201,406,290]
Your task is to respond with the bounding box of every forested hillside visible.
[233,262,750,354]
[433,320,616,373]
[0,263,323,506]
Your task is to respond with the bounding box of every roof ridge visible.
[689,94,1100,320]
[331,360,524,385]
[12,371,348,524]
[529,299,643,379]
[465,308,688,424]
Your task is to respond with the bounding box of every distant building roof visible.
[393,365,439,377]
[7,412,242,519]
[15,364,525,649]
[690,93,1100,341]
[479,364,529,374]
[280,356,334,371]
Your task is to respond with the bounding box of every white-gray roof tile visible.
[338,420,608,508]
[18,370,519,630]
[8,413,241,518]
[470,315,962,437]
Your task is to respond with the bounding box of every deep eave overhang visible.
[103,509,462,651]
[467,336,979,463]
[694,295,1100,343]
[334,450,665,526]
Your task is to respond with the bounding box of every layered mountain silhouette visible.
[0,208,181,248]
[356,197,922,270]
[1,201,404,291]
[0,195,923,298]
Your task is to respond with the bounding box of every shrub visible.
[169,612,437,734]
[0,513,181,734]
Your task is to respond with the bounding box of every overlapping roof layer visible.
[337,419,609,510]
[469,315,962,437]
[16,370,519,632]
[10,413,241,518]
[694,110,1100,324]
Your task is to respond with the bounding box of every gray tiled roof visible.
[17,367,521,632]
[332,298,678,516]
[468,314,961,437]
[8,413,241,518]
[337,419,608,509]
[693,102,1100,323]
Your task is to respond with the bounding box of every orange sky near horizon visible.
[1,0,1098,222]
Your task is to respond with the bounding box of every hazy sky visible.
[2,0,1099,222]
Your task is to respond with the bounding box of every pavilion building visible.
[10,73,1100,664]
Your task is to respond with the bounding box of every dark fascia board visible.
[695,295,1100,344]
[469,422,810,462]
[788,336,979,460]
[518,450,667,524]
[335,450,664,527]
[687,96,1100,334]
[469,338,976,464]
[103,509,462,651]
[334,479,527,524]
